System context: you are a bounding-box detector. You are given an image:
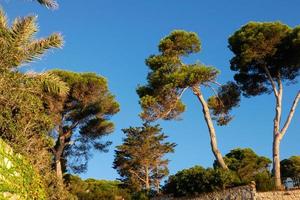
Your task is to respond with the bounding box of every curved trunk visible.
[192,86,228,170]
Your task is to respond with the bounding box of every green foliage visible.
[208,82,241,125]
[214,148,274,191]
[164,149,274,197]
[229,22,300,97]
[217,148,271,183]
[65,174,131,200]
[0,139,46,200]
[137,30,220,122]
[281,156,300,178]
[0,9,71,199]
[137,30,240,125]
[50,70,120,174]
[164,166,238,197]
[254,171,275,192]
[113,123,176,192]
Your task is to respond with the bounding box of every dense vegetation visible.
[0,1,299,199]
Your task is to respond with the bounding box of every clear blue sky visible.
[2,0,299,180]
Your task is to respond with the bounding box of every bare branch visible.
[155,87,188,120]
[280,90,300,139]
[129,169,147,184]
[211,80,222,87]
[263,65,278,97]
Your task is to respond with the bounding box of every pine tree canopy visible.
[137,30,240,125]
[229,22,300,97]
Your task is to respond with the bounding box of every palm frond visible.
[26,33,63,62]
[0,9,8,29]
[36,0,59,9]
[11,16,38,45]
[39,72,69,96]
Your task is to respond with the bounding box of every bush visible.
[254,171,275,192]
[65,174,131,200]
[163,166,239,197]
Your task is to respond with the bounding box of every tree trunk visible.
[273,135,282,189]
[272,80,283,190]
[55,157,63,180]
[53,130,68,182]
[192,86,228,170]
[263,69,299,190]
[145,166,150,190]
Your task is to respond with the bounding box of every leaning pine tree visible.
[228,22,300,189]
[49,70,120,181]
[137,30,240,170]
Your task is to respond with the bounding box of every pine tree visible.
[49,70,120,181]
[228,22,300,189]
[113,124,175,192]
[137,30,240,169]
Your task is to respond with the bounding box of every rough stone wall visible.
[152,185,300,200]
[152,185,255,200]
[256,190,300,200]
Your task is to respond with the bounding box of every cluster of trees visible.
[164,151,300,197]
[0,1,299,199]
[137,25,299,192]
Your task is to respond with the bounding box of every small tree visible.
[49,70,120,181]
[228,22,300,189]
[137,30,240,169]
[113,124,176,193]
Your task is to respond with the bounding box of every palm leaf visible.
[36,0,59,9]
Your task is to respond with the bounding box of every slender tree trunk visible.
[273,135,282,189]
[272,81,283,190]
[192,86,228,170]
[263,68,300,190]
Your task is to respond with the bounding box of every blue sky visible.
[2,0,299,180]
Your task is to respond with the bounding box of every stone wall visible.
[152,184,300,200]
[256,189,300,200]
[152,185,255,200]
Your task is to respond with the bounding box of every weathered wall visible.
[152,185,300,200]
